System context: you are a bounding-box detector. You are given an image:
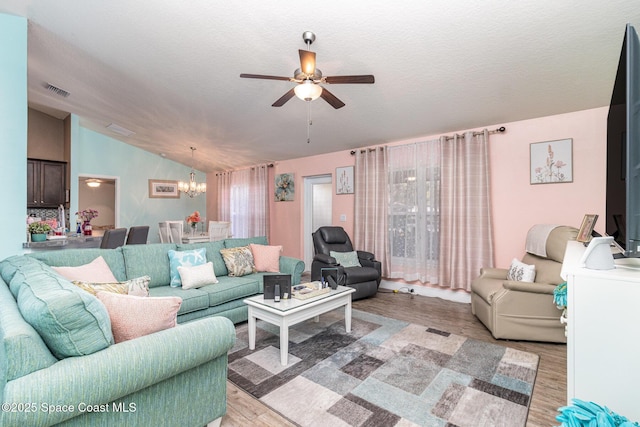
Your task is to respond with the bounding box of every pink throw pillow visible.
[249,243,282,273]
[52,256,118,283]
[95,292,182,343]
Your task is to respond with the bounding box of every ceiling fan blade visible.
[320,87,346,109]
[240,73,291,81]
[325,75,375,84]
[272,88,296,107]
[299,50,316,76]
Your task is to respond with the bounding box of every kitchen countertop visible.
[23,233,103,250]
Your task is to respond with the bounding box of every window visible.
[217,165,269,239]
[387,141,440,283]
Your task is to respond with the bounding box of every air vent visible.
[45,83,70,98]
[106,123,136,137]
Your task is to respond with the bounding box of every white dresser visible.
[562,241,640,421]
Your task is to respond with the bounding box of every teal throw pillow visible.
[16,269,113,359]
[330,250,362,267]
[168,248,207,287]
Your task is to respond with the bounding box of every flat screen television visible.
[606,23,640,258]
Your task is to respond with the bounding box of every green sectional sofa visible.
[29,236,305,324]
[0,236,304,426]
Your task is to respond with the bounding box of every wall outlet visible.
[340,214,347,222]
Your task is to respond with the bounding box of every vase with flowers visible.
[76,208,99,236]
[186,211,201,236]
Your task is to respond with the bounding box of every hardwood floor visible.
[222,290,566,427]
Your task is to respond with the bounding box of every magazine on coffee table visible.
[291,281,330,300]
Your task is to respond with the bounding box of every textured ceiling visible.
[2,1,639,172]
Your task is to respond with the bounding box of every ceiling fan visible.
[240,31,374,109]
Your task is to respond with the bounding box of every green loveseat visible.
[0,236,304,426]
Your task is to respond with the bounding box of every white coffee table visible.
[243,285,356,366]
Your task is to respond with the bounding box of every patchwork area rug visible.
[228,309,539,427]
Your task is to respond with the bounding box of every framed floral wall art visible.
[336,166,354,194]
[274,173,295,201]
[530,138,573,184]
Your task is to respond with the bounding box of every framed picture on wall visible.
[275,173,295,201]
[530,138,573,184]
[336,166,354,194]
[148,179,180,198]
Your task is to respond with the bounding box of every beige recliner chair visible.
[470,225,578,343]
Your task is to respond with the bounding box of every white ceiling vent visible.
[106,123,136,137]
[45,83,70,98]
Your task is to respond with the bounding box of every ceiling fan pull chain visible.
[307,100,312,143]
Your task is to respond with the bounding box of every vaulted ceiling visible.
[2,1,639,172]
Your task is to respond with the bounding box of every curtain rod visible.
[349,126,506,155]
[443,126,505,141]
[215,163,273,176]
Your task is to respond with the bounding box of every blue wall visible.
[71,123,207,243]
[0,12,207,257]
[0,14,27,259]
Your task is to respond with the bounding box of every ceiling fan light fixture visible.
[294,80,322,101]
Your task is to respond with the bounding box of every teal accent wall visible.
[71,124,207,243]
[0,14,27,259]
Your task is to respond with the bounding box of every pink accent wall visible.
[268,151,356,258]
[211,106,608,271]
[487,107,607,266]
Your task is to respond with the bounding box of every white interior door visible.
[303,175,332,272]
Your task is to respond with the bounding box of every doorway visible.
[77,175,119,234]
[303,174,333,271]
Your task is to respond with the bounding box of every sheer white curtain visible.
[216,172,232,222]
[216,164,270,239]
[387,140,440,283]
[439,131,493,291]
[354,148,390,276]
[386,131,493,290]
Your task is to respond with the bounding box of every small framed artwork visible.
[577,214,599,243]
[336,166,354,194]
[530,138,573,184]
[148,179,180,198]
[275,173,295,201]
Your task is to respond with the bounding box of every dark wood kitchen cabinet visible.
[27,159,66,208]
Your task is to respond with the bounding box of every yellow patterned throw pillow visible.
[220,246,256,277]
[73,281,127,296]
[72,276,151,297]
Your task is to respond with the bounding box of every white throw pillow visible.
[167,248,207,287]
[507,258,536,282]
[178,262,218,290]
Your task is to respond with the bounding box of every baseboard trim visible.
[379,280,471,304]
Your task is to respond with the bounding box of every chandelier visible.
[178,147,206,198]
